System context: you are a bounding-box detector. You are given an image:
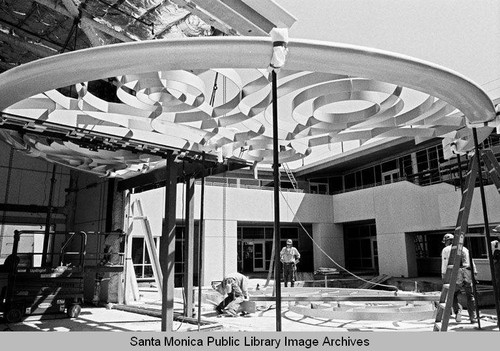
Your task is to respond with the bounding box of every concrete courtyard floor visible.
[1,302,498,333]
[2,279,498,333]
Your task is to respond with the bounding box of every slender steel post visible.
[160,152,177,331]
[183,175,195,318]
[271,70,282,331]
[197,152,206,330]
[42,164,57,266]
[472,128,500,330]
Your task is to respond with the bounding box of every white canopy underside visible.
[0,37,496,177]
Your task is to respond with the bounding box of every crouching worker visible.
[212,272,249,317]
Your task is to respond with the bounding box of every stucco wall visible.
[333,181,457,277]
[130,185,335,285]
[129,178,500,282]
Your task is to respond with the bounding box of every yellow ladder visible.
[434,154,478,331]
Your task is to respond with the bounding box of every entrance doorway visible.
[344,221,378,273]
[242,240,266,272]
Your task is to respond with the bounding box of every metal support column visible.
[271,70,282,331]
[183,176,195,318]
[42,164,57,266]
[160,152,178,331]
[472,128,500,331]
[105,178,116,233]
[197,152,206,330]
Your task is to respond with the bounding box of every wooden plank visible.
[290,305,436,321]
[249,295,439,302]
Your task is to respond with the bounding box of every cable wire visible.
[279,190,398,291]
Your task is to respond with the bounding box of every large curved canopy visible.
[0,36,497,177]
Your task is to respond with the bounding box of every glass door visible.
[371,238,379,272]
[253,241,266,272]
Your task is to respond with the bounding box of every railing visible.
[194,178,305,193]
[193,149,500,195]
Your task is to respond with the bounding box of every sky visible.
[275,0,500,100]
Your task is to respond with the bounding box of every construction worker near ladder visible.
[280,239,301,287]
[491,226,500,306]
[441,233,477,323]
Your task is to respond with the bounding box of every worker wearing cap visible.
[212,272,249,317]
[491,226,500,307]
[280,239,301,287]
[441,233,477,323]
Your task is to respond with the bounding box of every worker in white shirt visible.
[280,239,300,287]
[491,226,500,306]
[441,233,477,323]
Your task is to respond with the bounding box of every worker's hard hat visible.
[286,239,293,245]
[442,233,454,243]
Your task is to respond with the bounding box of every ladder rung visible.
[438,303,446,310]
[442,284,450,290]
[133,216,147,220]
[447,264,454,269]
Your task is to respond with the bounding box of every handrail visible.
[59,231,87,267]
[10,230,87,268]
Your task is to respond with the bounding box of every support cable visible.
[279,191,398,291]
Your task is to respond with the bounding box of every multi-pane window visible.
[131,236,157,280]
[322,137,500,194]
[414,228,489,260]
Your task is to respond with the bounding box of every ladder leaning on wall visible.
[123,198,163,304]
[434,148,500,331]
[282,163,298,190]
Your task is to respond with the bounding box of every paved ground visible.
[1,278,498,332]
[1,302,498,332]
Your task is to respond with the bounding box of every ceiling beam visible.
[117,157,251,192]
[36,0,132,44]
[0,30,58,58]
[0,61,16,71]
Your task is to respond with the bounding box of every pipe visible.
[272,70,282,331]
[197,152,206,331]
[42,164,57,266]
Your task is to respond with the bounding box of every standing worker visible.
[441,233,477,323]
[491,226,500,306]
[280,239,300,287]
